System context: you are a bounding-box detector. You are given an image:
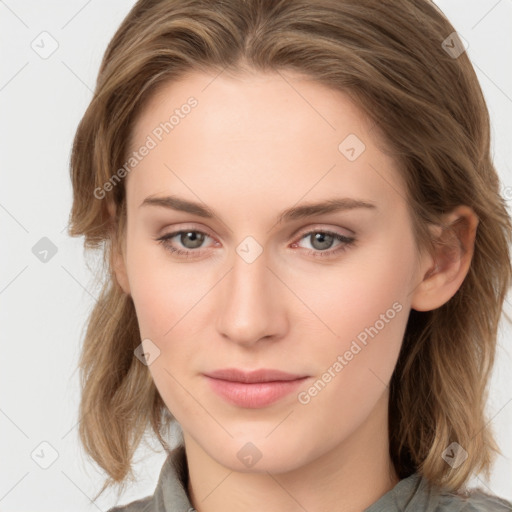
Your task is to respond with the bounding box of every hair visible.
[67,0,512,500]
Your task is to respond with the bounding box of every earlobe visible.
[410,206,478,312]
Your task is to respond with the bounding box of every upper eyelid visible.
[153,209,359,238]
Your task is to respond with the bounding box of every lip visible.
[203,368,309,408]
[205,368,307,383]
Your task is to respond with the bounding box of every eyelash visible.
[155,228,356,260]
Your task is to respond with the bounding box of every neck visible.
[184,392,400,512]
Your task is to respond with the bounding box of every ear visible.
[107,201,131,296]
[410,205,479,312]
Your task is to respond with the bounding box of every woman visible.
[67,0,512,510]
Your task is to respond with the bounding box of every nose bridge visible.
[215,242,285,345]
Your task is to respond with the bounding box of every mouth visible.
[203,368,309,408]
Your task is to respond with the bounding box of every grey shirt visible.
[107,444,512,511]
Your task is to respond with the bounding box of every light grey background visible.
[1,1,511,510]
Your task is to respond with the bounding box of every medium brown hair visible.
[67,0,512,500]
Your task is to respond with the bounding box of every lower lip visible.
[204,376,308,408]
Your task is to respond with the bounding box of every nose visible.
[215,247,288,347]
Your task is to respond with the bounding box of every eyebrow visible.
[139,194,377,224]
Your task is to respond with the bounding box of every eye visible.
[292,229,355,258]
[155,229,214,258]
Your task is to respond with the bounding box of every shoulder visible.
[106,495,153,512]
[440,488,512,511]
[429,481,512,512]
[386,472,512,512]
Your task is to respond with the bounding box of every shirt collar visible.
[151,443,192,512]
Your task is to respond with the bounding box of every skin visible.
[112,69,478,512]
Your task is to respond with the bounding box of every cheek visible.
[125,235,190,340]
[292,241,412,431]
[291,233,414,400]
[308,234,414,337]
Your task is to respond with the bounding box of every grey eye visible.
[179,231,206,249]
[307,232,336,251]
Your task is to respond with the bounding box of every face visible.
[116,69,425,473]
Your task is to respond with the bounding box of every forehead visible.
[125,69,405,215]
[131,69,375,147]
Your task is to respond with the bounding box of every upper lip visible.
[204,368,307,383]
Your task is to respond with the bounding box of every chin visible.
[203,433,316,474]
